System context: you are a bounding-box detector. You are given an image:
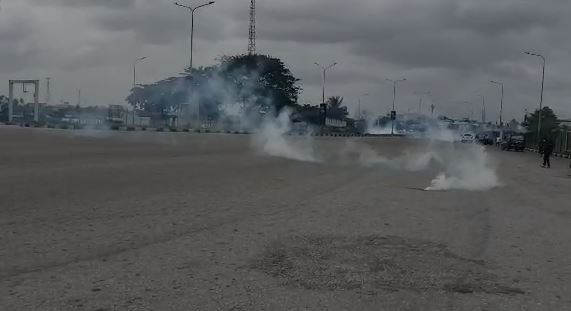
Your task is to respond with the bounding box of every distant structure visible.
[248,0,256,55]
[45,77,51,105]
[481,95,486,123]
[8,80,40,122]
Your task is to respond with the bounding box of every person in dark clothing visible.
[541,138,554,168]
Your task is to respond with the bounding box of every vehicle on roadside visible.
[502,135,526,152]
[106,105,126,128]
[477,132,495,145]
[461,133,475,143]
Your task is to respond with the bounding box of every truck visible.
[106,105,126,128]
[502,135,526,152]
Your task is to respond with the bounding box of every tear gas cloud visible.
[252,109,320,162]
[424,144,499,191]
[341,137,499,191]
[195,67,499,192]
[130,63,501,192]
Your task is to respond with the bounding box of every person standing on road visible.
[540,138,554,168]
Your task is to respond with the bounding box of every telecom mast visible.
[248,0,256,55]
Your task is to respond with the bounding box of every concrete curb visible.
[1,124,374,138]
[3,123,256,135]
[2,123,371,138]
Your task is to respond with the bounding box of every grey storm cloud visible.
[37,0,136,9]
[253,0,564,69]
[1,0,570,119]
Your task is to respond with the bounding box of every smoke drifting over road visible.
[246,111,499,191]
[252,110,320,162]
[341,141,441,172]
[337,128,499,192]
[129,56,500,192]
[425,144,499,191]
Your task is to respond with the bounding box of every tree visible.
[126,54,302,122]
[0,95,24,121]
[219,54,301,114]
[326,96,348,120]
[295,104,321,125]
[508,118,519,129]
[526,106,559,140]
[0,95,8,121]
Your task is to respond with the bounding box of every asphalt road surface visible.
[1,127,570,311]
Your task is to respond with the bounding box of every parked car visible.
[461,133,475,143]
[477,132,495,145]
[502,135,525,152]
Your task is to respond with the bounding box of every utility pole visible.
[133,57,147,90]
[524,51,546,142]
[481,95,486,123]
[414,91,430,114]
[133,57,147,111]
[46,77,51,105]
[464,101,474,120]
[490,80,504,126]
[386,78,407,135]
[314,62,337,104]
[357,93,369,119]
[248,0,256,55]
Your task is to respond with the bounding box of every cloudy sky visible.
[1,0,571,121]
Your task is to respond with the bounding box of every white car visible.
[461,133,475,143]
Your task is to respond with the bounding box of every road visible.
[1,126,570,311]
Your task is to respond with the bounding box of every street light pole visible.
[315,62,337,104]
[175,1,215,129]
[464,101,474,120]
[386,78,407,135]
[133,57,147,111]
[358,92,369,119]
[414,91,430,114]
[481,94,486,123]
[490,80,504,126]
[175,1,215,70]
[133,57,147,91]
[524,51,546,142]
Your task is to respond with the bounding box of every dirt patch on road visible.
[254,235,524,296]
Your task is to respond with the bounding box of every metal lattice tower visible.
[248,0,256,55]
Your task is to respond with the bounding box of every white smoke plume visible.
[366,125,395,135]
[127,54,500,192]
[344,135,499,191]
[422,126,460,143]
[252,110,320,162]
[343,141,441,172]
[356,115,500,191]
[425,144,499,191]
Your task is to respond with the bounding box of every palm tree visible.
[326,96,348,119]
[327,96,344,110]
